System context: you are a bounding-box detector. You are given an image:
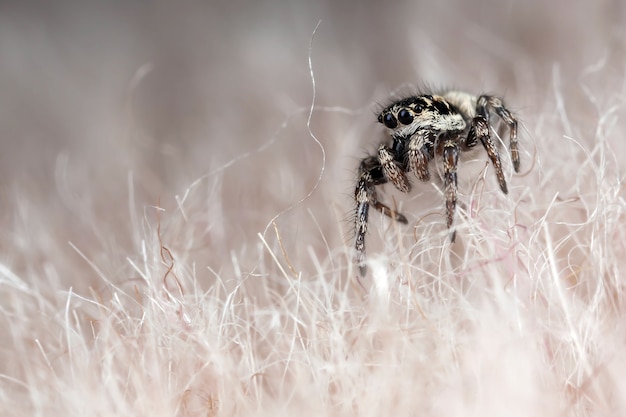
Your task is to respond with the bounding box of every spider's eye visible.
[413,104,423,114]
[382,113,397,129]
[397,109,414,125]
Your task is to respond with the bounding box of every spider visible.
[354,91,519,275]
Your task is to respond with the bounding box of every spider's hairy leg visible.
[495,105,519,172]
[469,115,508,194]
[378,144,411,193]
[354,177,370,276]
[477,95,520,172]
[354,156,408,275]
[407,131,432,181]
[358,156,408,222]
[442,139,460,238]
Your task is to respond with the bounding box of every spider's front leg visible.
[354,156,408,275]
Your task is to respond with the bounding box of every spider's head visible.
[377,105,416,130]
[377,95,460,138]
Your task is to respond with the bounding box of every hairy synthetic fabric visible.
[1,1,625,416]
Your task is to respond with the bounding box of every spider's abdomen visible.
[441,91,479,120]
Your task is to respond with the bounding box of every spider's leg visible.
[354,175,371,276]
[354,156,407,276]
[442,139,460,238]
[495,105,519,172]
[469,115,508,194]
[407,130,433,181]
[477,95,520,172]
[378,144,411,193]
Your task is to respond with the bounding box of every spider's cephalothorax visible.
[354,91,519,275]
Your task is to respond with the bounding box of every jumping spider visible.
[354,91,519,275]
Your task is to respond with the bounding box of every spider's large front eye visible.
[383,113,397,129]
[397,109,414,125]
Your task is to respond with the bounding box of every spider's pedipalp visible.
[378,144,411,193]
[407,130,433,181]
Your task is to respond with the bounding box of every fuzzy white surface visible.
[1,1,626,416]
